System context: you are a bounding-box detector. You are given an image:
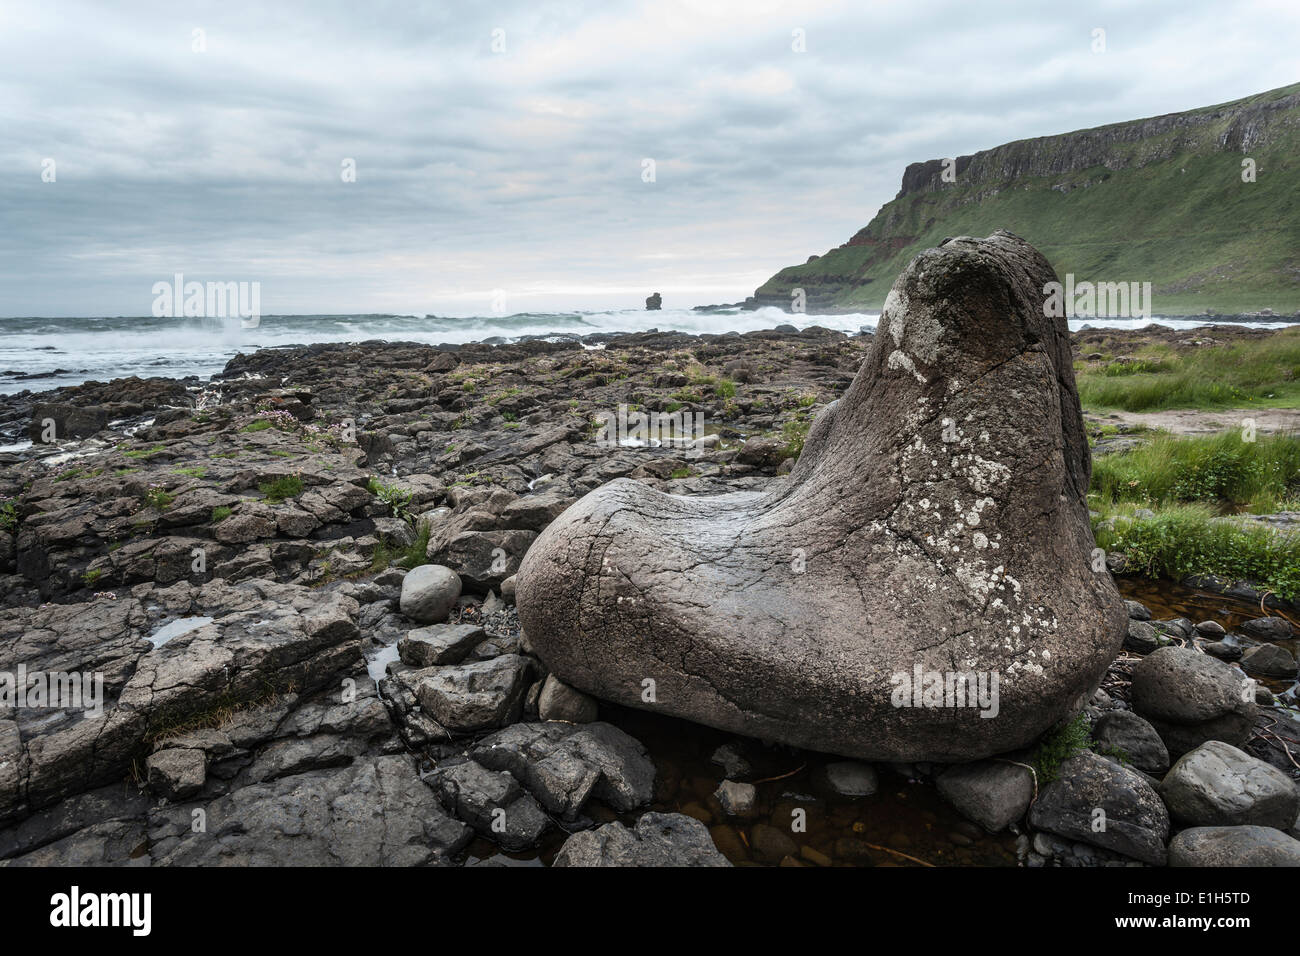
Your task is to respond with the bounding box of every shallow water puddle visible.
[147,616,214,649]
[365,643,401,684]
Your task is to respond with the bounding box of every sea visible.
[1,309,1297,397]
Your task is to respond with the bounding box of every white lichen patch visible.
[887,349,927,384]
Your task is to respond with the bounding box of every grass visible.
[211,506,232,523]
[1032,713,1093,783]
[780,418,810,460]
[171,466,208,477]
[370,526,430,572]
[1091,431,1300,513]
[1076,328,1300,411]
[258,475,303,503]
[0,498,17,532]
[1089,429,1300,599]
[122,444,165,459]
[239,419,273,433]
[1093,503,1300,600]
[144,486,174,510]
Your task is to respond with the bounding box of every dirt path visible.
[1091,407,1300,436]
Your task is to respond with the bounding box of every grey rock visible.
[1159,741,1300,829]
[429,759,550,852]
[1028,751,1170,865]
[553,812,730,867]
[710,743,752,779]
[398,622,485,667]
[1092,710,1170,774]
[145,748,206,801]
[936,759,1035,832]
[471,721,654,817]
[1124,621,1160,653]
[413,655,532,733]
[818,761,878,798]
[516,233,1126,762]
[399,564,462,623]
[1240,617,1295,641]
[537,673,598,723]
[713,780,758,818]
[1242,643,1297,678]
[1168,826,1300,867]
[1124,600,1151,621]
[1130,646,1257,757]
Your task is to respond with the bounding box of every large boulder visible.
[1158,741,1300,829]
[517,232,1125,761]
[399,564,461,623]
[1130,646,1256,757]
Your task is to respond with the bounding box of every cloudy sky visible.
[1,0,1297,317]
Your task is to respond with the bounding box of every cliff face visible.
[747,83,1300,315]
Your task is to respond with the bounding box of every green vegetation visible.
[258,475,303,503]
[668,466,694,479]
[1077,329,1300,411]
[171,466,208,478]
[754,83,1300,314]
[780,418,810,460]
[367,477,413,522]
[370,526,430,573]
[1091,431,1300,513]
[1032,714,1093,783]
[82,568,104,587]
[144,486,174,510]
[239,419,273,433]
[122,444,165,459]
[210,506,232,523]
[0,498,17,532]
[1094,503,1300,601]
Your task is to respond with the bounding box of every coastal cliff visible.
[747,82,1300,314]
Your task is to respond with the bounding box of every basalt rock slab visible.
[517,232,1126,762]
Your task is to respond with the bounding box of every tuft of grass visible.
[1093,502,1300,600]
[1077,329,1300,411]
[780,418,810,460]
[1032,713,1092,783]
[171,466,208,478]
[1091,430,1300,513]
[239,419,273,433]
[82,567,104,587]
[258,475,303,503]
[714,379,737,399]
[0,498,17,532]
[210,506,232,523]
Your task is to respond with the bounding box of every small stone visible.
[1124,600,1151,621]
[818,761,878,798]
[398,623,485,667]
[751,823,799,863]
[1193,620,1226,636]
[1092,710,1170,774]
[713,780,758,818]
[710,743,751,779]
[1240,617,1295,641]
[935,759,1034,832]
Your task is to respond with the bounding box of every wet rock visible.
[537,674,598,723]
[471,720,654,817]
[517,233,1126,762]
[145,748,206,801]
[1130,646,1256,758]
[1240,617,1295,641]
[398,622,485,667]
[553,811,729,867]
[1158,740,1300,829]
[713,780,758,818]
[710,743,752,779]
[1241,643,1297,678]
[750,822,800,863]
[1168,825,1300,867]
[429,759,550,852]
[148,755,472,865]
[1124,621,1160,653]
[1028,751,1169,865]
[1193,620,1225,637]
[413,655,532,733]
[399,564,462,623]
[817,761,878,798]
[1124,600,1151,621]
[1092,710,1169,774]
[936,759,1035,832]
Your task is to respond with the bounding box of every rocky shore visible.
[1,313,1298,867]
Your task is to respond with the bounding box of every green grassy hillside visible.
[751,83,1300,315]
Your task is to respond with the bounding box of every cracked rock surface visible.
[518,232,1127,761]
